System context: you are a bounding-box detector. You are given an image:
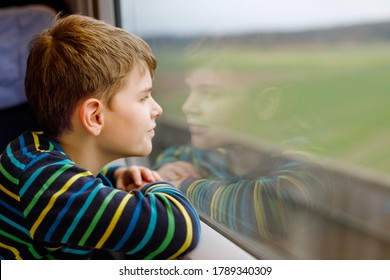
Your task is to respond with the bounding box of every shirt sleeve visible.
[179,159,324,241]
[100,164,122,186]
[19,160,200,260]
[179,177,292,240]
[153,145,193,169]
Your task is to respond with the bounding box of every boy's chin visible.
[135,144,153,157]
[120,144,152,158]
[191,138,217,151]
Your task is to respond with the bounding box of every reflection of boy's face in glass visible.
[182,68,251,150]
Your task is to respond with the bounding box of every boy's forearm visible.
[101,165,123,186]
[99,182,201,259]
[30,178,200,259]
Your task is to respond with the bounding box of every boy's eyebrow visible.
[140,86,153,93]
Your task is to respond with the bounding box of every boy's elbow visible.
[187,214,201,252]
[173,206,201,257]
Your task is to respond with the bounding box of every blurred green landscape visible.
[149,22,390,177]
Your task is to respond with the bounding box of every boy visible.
[154,55,331,242]
[0,14,200,259]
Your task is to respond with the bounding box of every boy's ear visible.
[256,87,281,121]
[79,98,104,136]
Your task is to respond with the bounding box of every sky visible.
[120,0,390,37]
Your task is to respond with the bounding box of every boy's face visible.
[100,63,162,157]
[182,68,250,150]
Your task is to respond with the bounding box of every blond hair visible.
[25,14,157,137]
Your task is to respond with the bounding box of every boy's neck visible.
[55,133,109,176]
[227,145,262,176]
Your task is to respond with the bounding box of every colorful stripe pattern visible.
[0,132,200,259]
[154,145,324,240]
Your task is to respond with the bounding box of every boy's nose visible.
[152,98,163,118]
[182,93,200,115]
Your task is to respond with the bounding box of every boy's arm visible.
[101,165,122,185]
[102,164,163,191]
[177,160,322,240]
[153,145,193,170]
[178,177,292,240]
[20,164,200,259]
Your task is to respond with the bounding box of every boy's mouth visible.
[147,125,156,137]
[187,124,208,134]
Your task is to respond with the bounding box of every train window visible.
[117,0,390,259]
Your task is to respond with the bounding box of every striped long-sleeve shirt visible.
[0,132,200,259]
[153,145,327,241]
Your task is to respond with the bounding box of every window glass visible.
[119,0,390,259]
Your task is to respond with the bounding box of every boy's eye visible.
[140,95,150,102]
[203,89,222,99]
[199,86,223,99]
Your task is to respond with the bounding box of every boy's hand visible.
[157,161,199,187]
[114,166,162,191]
